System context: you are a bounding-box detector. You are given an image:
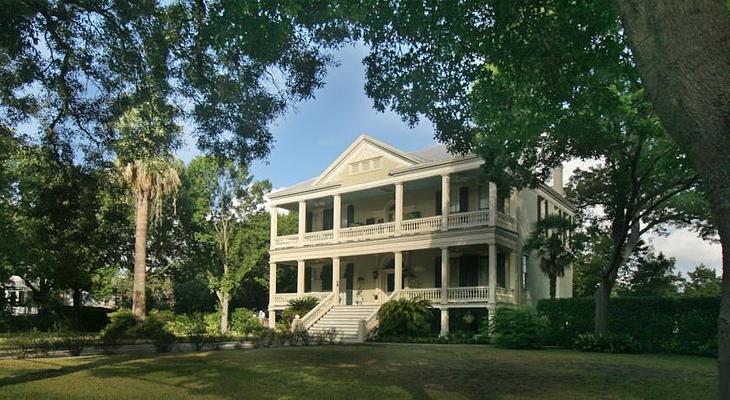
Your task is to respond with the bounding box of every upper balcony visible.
[270,171,515,250]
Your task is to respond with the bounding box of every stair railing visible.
[362,289,401,337]
[300,291,338,330]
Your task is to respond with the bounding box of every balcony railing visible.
[398,286,513,304]
[400,215,442,234]
[496,212,515,229]
[275,234,299,249]
[303,230,333,245]
[447,210,489,229]
[340,222,396,241]
[272,210,514,249]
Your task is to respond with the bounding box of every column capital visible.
[332,256,340,261]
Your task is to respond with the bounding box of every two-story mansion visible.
[267,135,575,341]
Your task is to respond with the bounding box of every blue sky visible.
[181,43,721,275]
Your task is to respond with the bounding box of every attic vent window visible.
[349,156,382,175]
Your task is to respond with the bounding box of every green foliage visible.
[204,312,222,335]
[682,264,721,298]
[538,297,720,355]
[230,308,263,336]
[376,298,433,338]
[615,247,682,298]
[573,333,641,354]
[490,307,547,349]
[282,296,320,323]
[523,215,578,299]
[0,306,111,333]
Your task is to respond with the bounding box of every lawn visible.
[0,343,717,400]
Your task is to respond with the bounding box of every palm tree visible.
[524,214,576,299]
[121,159,181,319]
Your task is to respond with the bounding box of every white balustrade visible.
[447,210,489,229]
[399,288,442,303]
[339,222,396,241]
[447,286,489,303]
[495,287,515,303]
[274,234,298,249]
[303,230,334,245]
[400,216,442,234]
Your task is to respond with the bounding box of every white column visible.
[441,174,450,231]
[268,262,277,328]
[298,201,306,246]
[441,247,449,304]
[395,182,403,234]
[270,205,278,248]
[297,260,305,296]
[332,257,341,304]
[488,182,497,226]
[440,309,449,336]
[394,251,403,291]
[333,194,341,241]
[488,244,497,304]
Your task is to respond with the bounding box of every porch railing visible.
[447,210,489,229]
[273,293,298,306]
[273,291,330,307]
[301,291,338,329]
[303,230,333,245]
[339,222,396,241]
[399,288,442,303]
[447,286,489,303]
[400,216,442,234]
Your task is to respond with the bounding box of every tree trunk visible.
[220,293,229,335]
[549,274,557,299]
[614,1,730,397]
[132,195,149,320]
[594,278,611,334]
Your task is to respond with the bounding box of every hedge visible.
[537,297,719,355]
[0,306,112,333]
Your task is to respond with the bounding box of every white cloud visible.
[646,228,722,274]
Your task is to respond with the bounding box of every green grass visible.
[0,344,717,399]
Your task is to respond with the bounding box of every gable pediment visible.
[314,135,422,186]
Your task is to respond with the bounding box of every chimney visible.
[552,165,564,194]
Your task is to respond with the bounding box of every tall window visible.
[449,188,459,213]
[435,191,442,215]
[346,205,355,227]
[478,185,489,210]
[322,208,333,230]
[459,187,470,212]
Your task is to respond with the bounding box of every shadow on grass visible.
[0,355,129,387]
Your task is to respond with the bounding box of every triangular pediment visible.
[314,135,423,186]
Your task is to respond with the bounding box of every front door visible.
[345,263,354,305]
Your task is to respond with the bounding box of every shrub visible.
[230,308,263,336]
[573,333,641,353]
[6,333,39,359]
[204,312,221,335]
[282,297,319,323]
[59,335,89,357]
[100,309,136,349]
[376,298,433,338]
[0,306,112,333]
[490,307,547,349]
[537,297,720,355]
[253,328,277,348]
[291,325,310,346]
[99,309,175,352]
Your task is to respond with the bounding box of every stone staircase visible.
[308,305,379,342]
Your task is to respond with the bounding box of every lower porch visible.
[269,245,521,311]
